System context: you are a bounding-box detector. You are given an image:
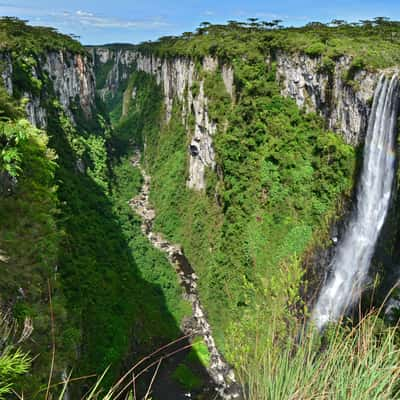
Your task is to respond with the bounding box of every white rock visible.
[276,51,379,145]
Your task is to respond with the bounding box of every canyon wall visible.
[92,46,395,195]
[275,51,380,145]
[91,47,234,190]
[1,51,95,127]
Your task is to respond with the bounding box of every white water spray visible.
[312,74,400,330]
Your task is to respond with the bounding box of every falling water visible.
[312,74,400,330]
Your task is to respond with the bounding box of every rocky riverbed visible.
[128,151,241,400]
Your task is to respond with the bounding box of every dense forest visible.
[1,15,400,399]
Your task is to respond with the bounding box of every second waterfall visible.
[312,74,400,330]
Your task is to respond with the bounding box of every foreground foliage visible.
[0,314,31,399]
[232,313,400,400]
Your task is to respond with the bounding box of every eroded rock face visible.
[0,51,95,127]
[90,47,137,100]
[276,51,379,145]
[222,65,235,99]
[93,48,234,190]
[43,52,95,120]
[24,92,47,128]
[0,53,13,95]
[134,53,221,190]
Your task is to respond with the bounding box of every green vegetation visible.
[138,17,400,69]
[0,86,64,392]
[0,314,31,400]
[110,156,191,332]
[187,338,211,368]
[232,313,400,400]
[0,18,191,396]
[172,364,203,390]
[121,61,355,356]
[0,17,83,54]
[0,348,30,399]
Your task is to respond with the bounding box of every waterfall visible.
[312,74,400,330]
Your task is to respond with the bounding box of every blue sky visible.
[2,0,400,45]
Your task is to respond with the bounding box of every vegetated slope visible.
[0,18,190,396]
[93,23,367,363]
[127,18,400,365]
[94,18,400,393]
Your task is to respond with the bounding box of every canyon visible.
[2,18,400,398]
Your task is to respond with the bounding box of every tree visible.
[247,17,261,30]
[330,19,347,26]
[306,21,327,29]
[374,16,390,25]
[227,20,241,29]
[182,32,193,39]
[261,21,276,30]
[271,19,283,29]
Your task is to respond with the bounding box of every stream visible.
[128,151,241,400]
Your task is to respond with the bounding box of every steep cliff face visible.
[93,46,392,197]
[90,46,137,100]
[1,51,95,127]
[276,51,379,145]
[93,46,391,151]
[0,53,13,95]
[43,52,95,119]
[92,47,234,190]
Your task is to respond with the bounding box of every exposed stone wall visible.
[0,51,95,128]
[92,47,234,190]
[43,52,95,120]
[0,53,13,95]
[134,53,224,190]
[93,47,395,188]
[90,47,137,100]
[276,51,380,145]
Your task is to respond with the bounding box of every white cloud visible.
[0,4,170,30]
[254,12,286,19]
[72,11,169,29]
[76,10,94,18]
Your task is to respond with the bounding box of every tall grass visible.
[0,313,31,399]
[235,314,400,400]
[37,334,195,400]
[7,310,400,399]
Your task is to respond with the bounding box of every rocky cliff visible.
[94,46,400,150]
[275,51,380,145]
[92,46,396,196]
[1,51,95,127]
[91,47,234,190]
